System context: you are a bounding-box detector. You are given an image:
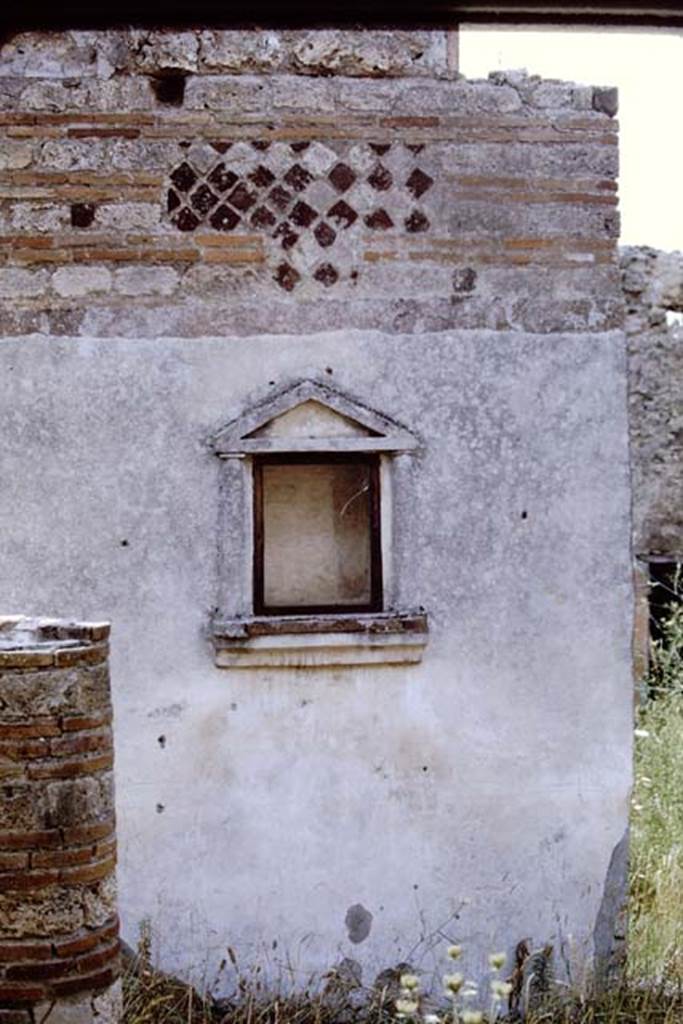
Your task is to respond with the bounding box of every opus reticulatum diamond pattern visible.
[166,140,435,290]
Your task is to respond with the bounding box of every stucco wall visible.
[0,30,632,992]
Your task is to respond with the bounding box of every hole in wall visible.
[150,71,187,107]
[71,203,96,228]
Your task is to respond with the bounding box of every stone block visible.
[593,86,619,117]
[10,203,70,233]
[128,29,199,73]
[286,29,448,79]
[0,268,48,299]
[198,30,284,73]
[94,203,160,232]
[52,267,112,298]
[113,266,179,296]
[0,142,33,170]
[0,888,85,937]
[184,75,272,112]
[0,32,98,79]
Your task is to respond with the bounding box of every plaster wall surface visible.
[0,29,633,993]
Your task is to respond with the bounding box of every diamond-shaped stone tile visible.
[275,262,300,291]
[207,164,238,193]
[406,168,434,199]
[172,207,201,231]
[249,165,276,189]
[167,189,181,212]
[365,209,393,230]
[283,163,314,193]
[274,221,299,250]
[327,200,357,229]
[405,210,430,233]
[314,221,336,248]
[268,185,293,212]
[300,142,338,176]
[251,206,277,229]
[368,163,393,192]
[314,262,339,287]
[328,163,356,194]
[227,183,257,212]
[290,201,318,228]
[209,205,241,231]
[188,142,219,174]
[170,162,197,193]
[190,184,218,214]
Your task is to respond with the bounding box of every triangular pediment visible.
[247,400,376,440]
[212,380,419,455]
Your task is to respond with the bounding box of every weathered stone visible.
[94,203,160,232]
[0,619,119,1014]
[114,266,179,296]
[593,86,619,117]
[0,268,48,299]
[52,267,112,298]
[128,30,199,74]
[184,75,272,112]
[198,30,284,74]
[0,141,33,170]
[622,246,683,557]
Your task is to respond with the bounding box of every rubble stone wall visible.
[0,618,120,1024]
[0,31,622,339]
[621,246,683,559]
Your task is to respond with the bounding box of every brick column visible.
[0,617,120,1024]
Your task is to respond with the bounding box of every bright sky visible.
[459,27,683,251]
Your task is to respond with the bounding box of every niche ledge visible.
[211,611,429,668]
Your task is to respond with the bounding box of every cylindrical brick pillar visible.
[0,617,120,1024]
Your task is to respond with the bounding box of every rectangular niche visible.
[211,380,428,668]
[254,454,382,615]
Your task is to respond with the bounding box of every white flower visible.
[634,729,650,738]
[491,980,513,998]
[443,973,464,995]
[400,974,420,992]
[424,1015,441,1024]
[396,999,419,1017]
[488,952,506,970]
[461,1012,484,1024]
[447,944,463,960]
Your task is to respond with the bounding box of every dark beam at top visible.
[1,1,682,30]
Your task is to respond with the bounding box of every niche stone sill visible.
[211,611,429,668]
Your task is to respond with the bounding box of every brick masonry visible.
[0,31,621,339]
[0,618,120,1023]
